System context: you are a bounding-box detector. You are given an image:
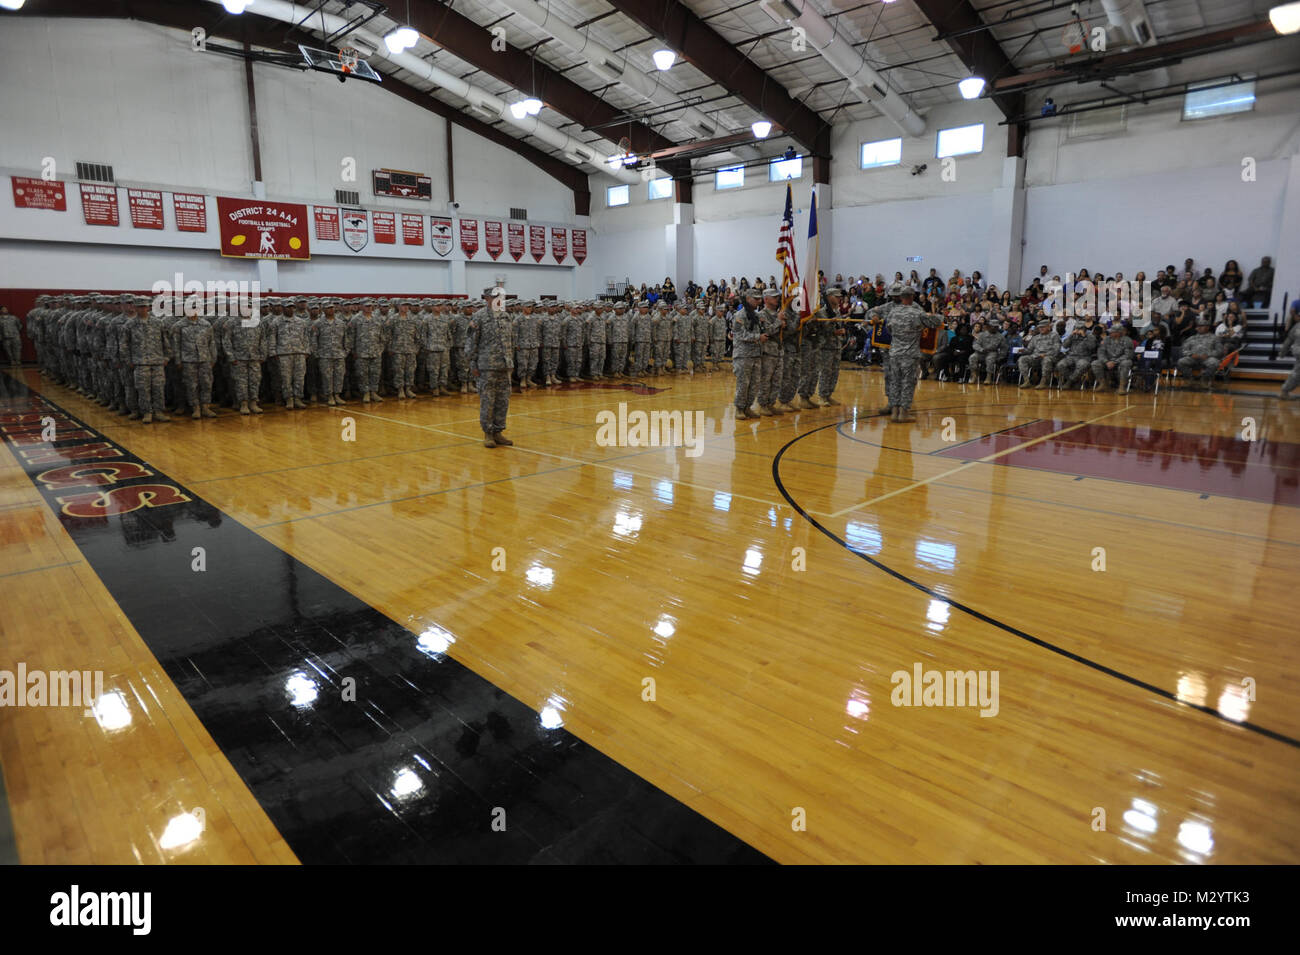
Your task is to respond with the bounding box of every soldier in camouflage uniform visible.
[968,322,1007,384]
[632,301,653,376]
[1279,309,1300,399]
[586,302,608,380]
[814,287,847,407]
[386,300,419,398]
[651,302,673,374]
[883,288,941,422]
[795,299,824,410]
[346,300,385,404]
[775,298,802,411]
[450,301,472,392]
[1091,323,1135,391]
[691,301,708,374]
[732,290,765,419]
[468,298,515,447]
[174,302,217,418]
[127,296,173,423]
[608,302,631,378]
[313,300,350,405]
[273,296,313,408]
[424,301,452,396]
[1055,323,1100,388]
[1,306,22,367]
[1018,320,1063,389]
[755,289,784,415]
[223,303,267,415]
[533,302,556,386]
[671,303,692,376]
[558,303,582,383]
[1176,319,1224,390]
[708,303,729,372]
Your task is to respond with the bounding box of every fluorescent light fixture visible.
[521,97,543,115]
[958,75,986,99]
[751,119,773,138]
[652,49,677,71]
[384,26,418,54]
[509,101,529,119]
[1270,2,1300,34]
[220,0,251,13]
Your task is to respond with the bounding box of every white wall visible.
[0,16,584,293]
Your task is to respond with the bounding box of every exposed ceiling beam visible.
[601,0,831,158]
[17,0,593,210]
[403,0,677,157]
[910,0,1023,120]
[643,128,784,163]
[992,19,1279,93]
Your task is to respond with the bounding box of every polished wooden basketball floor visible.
[3,362,1298,863]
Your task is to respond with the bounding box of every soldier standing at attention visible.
[538,302,561,385]
[175,301,217,418]
[756,289,784,415]
[708,302,729,372]
[608,302,631,378]
[652,302,673,375]
[128,295,174,424]
[510,300,538,390]
[883,288,941,422]
[224,300,267,415]
[1176,319,1224,390]
[560,302,584,383]
[732,289,765,419]
[399,300,426,398]
[815,286,847,407]
[425,301,452,396]
[690,300,708,374]
[775,295,801,411]
[632,301,653,377]
[0,306,23,367]
[274,296,313,408]
[671,303,691,376]
[468,296,515,448]
[314,300,350,405]
[586,301,608,380]
[347,300,385,404]
[450,301,471,393]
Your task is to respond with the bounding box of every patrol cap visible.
[1109,323,1127,333]
[896,287,913,300]
[1196,318,1211,327]
[763,287,781,299]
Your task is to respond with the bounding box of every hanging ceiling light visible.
[384,26,419,54]
[220,0,252,13]
[522,97,543,116]
[1270,2,1300,34]
[509,101,530,120]
[751,119,773,139]
[958,75,986,99]
[652,49,677,71]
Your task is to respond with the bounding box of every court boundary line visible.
[771,421,1300,749]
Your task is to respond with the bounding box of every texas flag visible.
[799,186,820,320]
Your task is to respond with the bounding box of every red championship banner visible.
[215,196,309,259]
[314,205,340,241]
[529,225,546,263]
[484,221,503,261]
[572,228,587,265]
[11,176,67,211]
[507,222,525,262]
[373,211,396,244]
[551,227,568,264]
[172,192,207,232]
[80,184,119,226]
[401,213,424,245]
[127,189,163,229]
[459,218,479,258]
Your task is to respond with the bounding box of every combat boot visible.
[191,407,201,420]
[757,405,774,416]
[494,433,514,447]
[1034,380,1049,390]
[896,407,917,423]
[250,403,263,415]
[239,401,250,415]
[203,405,217,418]
[155,412,172,422]
[483,432,497,448]
[362,392,371,403]
[140,413,153,424]
[823,396,841,406]
[878,405,893,416]
[769,404,786,415]
[294,398,308,409]
[460,383,468,394]
[808,395,827,407]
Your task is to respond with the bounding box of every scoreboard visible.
[373,168,432,200]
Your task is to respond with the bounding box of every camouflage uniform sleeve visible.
[466,318,480,372]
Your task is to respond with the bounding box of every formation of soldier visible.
[19,293,739,424]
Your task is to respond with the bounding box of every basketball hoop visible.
[338,47,360,74]
[1061,16,1089,55]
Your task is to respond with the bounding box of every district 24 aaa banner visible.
[216,197,310,260]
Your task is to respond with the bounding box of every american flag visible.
[776,182,800,311]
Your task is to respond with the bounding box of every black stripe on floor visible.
[0,373,770,864]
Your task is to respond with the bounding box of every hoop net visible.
[338,47,360,73]
[1061,18,1088,55]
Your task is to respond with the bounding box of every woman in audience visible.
[1219,260,1244,296]
[1218,302,1246,352]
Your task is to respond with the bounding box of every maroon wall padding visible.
[0,289,471,363]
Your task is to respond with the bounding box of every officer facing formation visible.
[880,287,940,422]
[467,296,515,448]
